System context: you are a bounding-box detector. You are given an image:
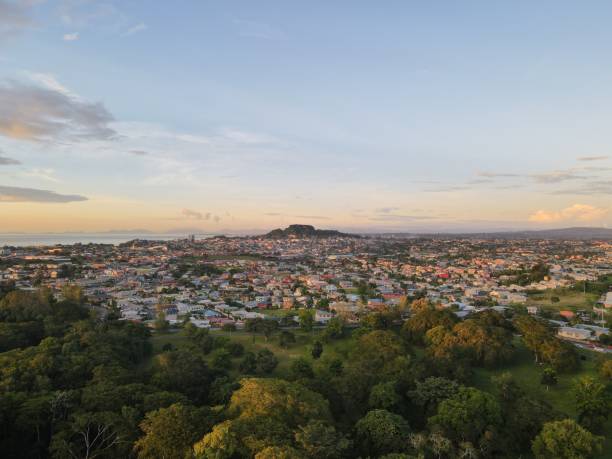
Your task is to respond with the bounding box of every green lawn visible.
[149,328,353,378]
[471,339,612,457]
[526,288,599,313]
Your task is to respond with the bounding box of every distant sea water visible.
[0,233,213,247]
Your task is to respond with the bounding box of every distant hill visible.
[262,224,358,239]
[479,227,612,240]
[383,227,612,240]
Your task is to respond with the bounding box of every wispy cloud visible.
[178,209,221,223]
[21,168,60,182]
[0,152,20,165]
[129,149,148,156]
[530,170,587,184]
[375,207,400,214]
[477,171,520,178]
[0,185,87,203]
[0,0,37,39]
[233,19,283,39]
[424,185,470,192]
[577,155,609,162]
[122,22,147,37]
[294,215,330,220]
[181,208,203,220]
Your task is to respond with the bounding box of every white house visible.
[558,327,592,341]
[315,309,334,323]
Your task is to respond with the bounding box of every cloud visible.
[122,22,146,37]
[528,204,607,223]
[0,153,20,165]
[59,1,127,30]
[530,170,586,184]
[477,171,520,178]
[0,78,116,142]
[294,215,330,220]
[129,149,148,156]
[551,181,612,195]
[368,214,437,222]
[233,19,283,39]
[424,185,470,192]
[577,155,609,162]
[0,185,87,203]
[21,168,59,182]
[63,32,79,41]
[375,207,400,214]
[0,0,36,39]
[25,72,75,97]
[181,208,203,220]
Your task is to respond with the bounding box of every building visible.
[604,292,612,309]
[315,309,334,323]
[557,327,592,341]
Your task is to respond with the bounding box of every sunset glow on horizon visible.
[1,1,612,233]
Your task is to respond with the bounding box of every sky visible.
[1,0,612,234]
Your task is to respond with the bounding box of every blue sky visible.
[1,0,611,233]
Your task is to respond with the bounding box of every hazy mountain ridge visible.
[379,227,612,240]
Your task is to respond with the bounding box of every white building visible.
[558,327,592,341]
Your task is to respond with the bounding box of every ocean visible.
[0,233,213,247]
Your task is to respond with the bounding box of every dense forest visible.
[0,286,610,458]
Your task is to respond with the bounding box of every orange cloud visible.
[528,204,607,223]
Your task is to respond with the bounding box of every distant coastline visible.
[0,233,214,247]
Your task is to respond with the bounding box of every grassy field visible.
[149,328,353,378]
[472,339,612,457]
[526,288,599,312]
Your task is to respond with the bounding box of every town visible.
[2,226,611,351]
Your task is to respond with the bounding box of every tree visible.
[61,284,85,305]
[134,403,213,459]
[193,420,242,459]
[295,420,351,458]
[572,377,610,432]
[299,309,315,332]
[600,359,612,380]
[255,348,278,374]
[408,377,460,417]
[341,330,411,411]
[211,349,232,371]
[540,368,558,391]
[354,409,410,457]
[322,317,345,341]
[290,357,314,380]
[195,378,332,457]
[532,419,603,459]
[369,381,401,412]
[221,323,236,333]
[311,340,323,359]
[154,311,169,332]
[515,316,579,371]
[49,411,127,459]
[239,352,257,374]
[428,387,501,444]
[402,308,458,344]
[244,318,279,341]
[152,350,213,404]
[279,331,296,348]
[255,445,304,458]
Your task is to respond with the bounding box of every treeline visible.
[0,288,610,458]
